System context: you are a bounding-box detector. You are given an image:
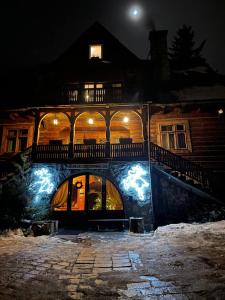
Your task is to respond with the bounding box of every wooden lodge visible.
[0,22,225,229]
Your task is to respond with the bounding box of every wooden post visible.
[32,111,40,160]
[142,105,148,156]
[105,111,111,158]
[69,112,75,159]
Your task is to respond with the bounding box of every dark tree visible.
[169,25,206,70]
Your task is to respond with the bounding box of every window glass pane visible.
[8,130,17,138]
[161,133,168,148]
[169,133,175,148]
[18,137,27,151]
[88,175,102,210]
[7,138,16,152]
[106,180,123,210]
[161,125,173,132]
[96,84,103,89]
[177,133,187,148]
[112,83,122,88]
[176,124,185,131]
[85,84,94,89]
[71,176,86,211]
[90,45,102,59]
[52,181,68,211]
[20,129,28,136]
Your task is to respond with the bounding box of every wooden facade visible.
[0,22,225,227]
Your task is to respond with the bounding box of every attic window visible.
[89,44,102,59]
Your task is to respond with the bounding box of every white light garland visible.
[122,165,149,201]
[29,168,54,203]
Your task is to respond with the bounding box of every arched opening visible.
[74,112,106,144]
[38,113,70,145]
[52,174,124,214]
[110,111,143,144]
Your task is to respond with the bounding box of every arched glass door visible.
[52,174,124,219]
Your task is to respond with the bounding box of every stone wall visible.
[27,161,154,230]
[152,166,225,227]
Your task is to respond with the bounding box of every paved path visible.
[1,223,225,299]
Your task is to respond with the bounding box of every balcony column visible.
[69,112,75,159]
[105,111,111,158]
[142,106,149,155]
[32,111,40,159]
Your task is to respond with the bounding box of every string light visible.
[29,168,55,203]
[122,165,149,201]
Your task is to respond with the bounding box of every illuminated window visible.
[106,180,123,210]
[88,175,102,210]
[52,181,68,211]
[158,121,191,151]
[89,44,102,59]
[84,83,105,103]
[52,175,123,212]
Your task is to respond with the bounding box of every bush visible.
[0,179,28,230]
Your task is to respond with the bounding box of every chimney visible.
[149,30,170,81]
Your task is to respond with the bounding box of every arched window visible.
[52,174,123,212]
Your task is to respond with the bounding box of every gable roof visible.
[53,22,140,67]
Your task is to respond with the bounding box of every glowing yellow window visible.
[89,44,102,59]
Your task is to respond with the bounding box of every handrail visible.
[33,142,147,161]
[149,142,212,190]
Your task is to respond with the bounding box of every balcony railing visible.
[64,84,126,104]
[33,143,147,162]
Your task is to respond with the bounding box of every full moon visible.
[128,5,143,21]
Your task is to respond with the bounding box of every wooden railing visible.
[33,143,147,162]
[149,142,212,190]
[35,145,69,161]
[111,143,145,159]
[64,84,125,104]
[73,144,106,159]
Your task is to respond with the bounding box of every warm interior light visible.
[88,118,94,125]
[90,45,102,59]
[53,118,58,125]
[123,116,129,123]
[218,108,224,115]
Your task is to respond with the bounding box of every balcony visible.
[32,143,147,162]
[63,83,127,104]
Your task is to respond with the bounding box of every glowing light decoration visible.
[29,168,55,203]
[122,165,149,201]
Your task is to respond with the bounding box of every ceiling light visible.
[123,116,129,123]
[218,108,224,115]
[88,118,94,125]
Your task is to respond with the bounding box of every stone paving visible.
[1,223,225,299]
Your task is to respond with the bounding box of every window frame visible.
[157,120,192,153]
[3,127,30,153]
[89,44,103,59]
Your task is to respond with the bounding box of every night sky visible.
[0,0,225,73]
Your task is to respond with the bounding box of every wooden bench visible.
[88,219,129,231]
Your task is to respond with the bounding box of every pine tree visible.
[169,25,206,70]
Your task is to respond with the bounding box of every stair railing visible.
[149,142,212,191]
